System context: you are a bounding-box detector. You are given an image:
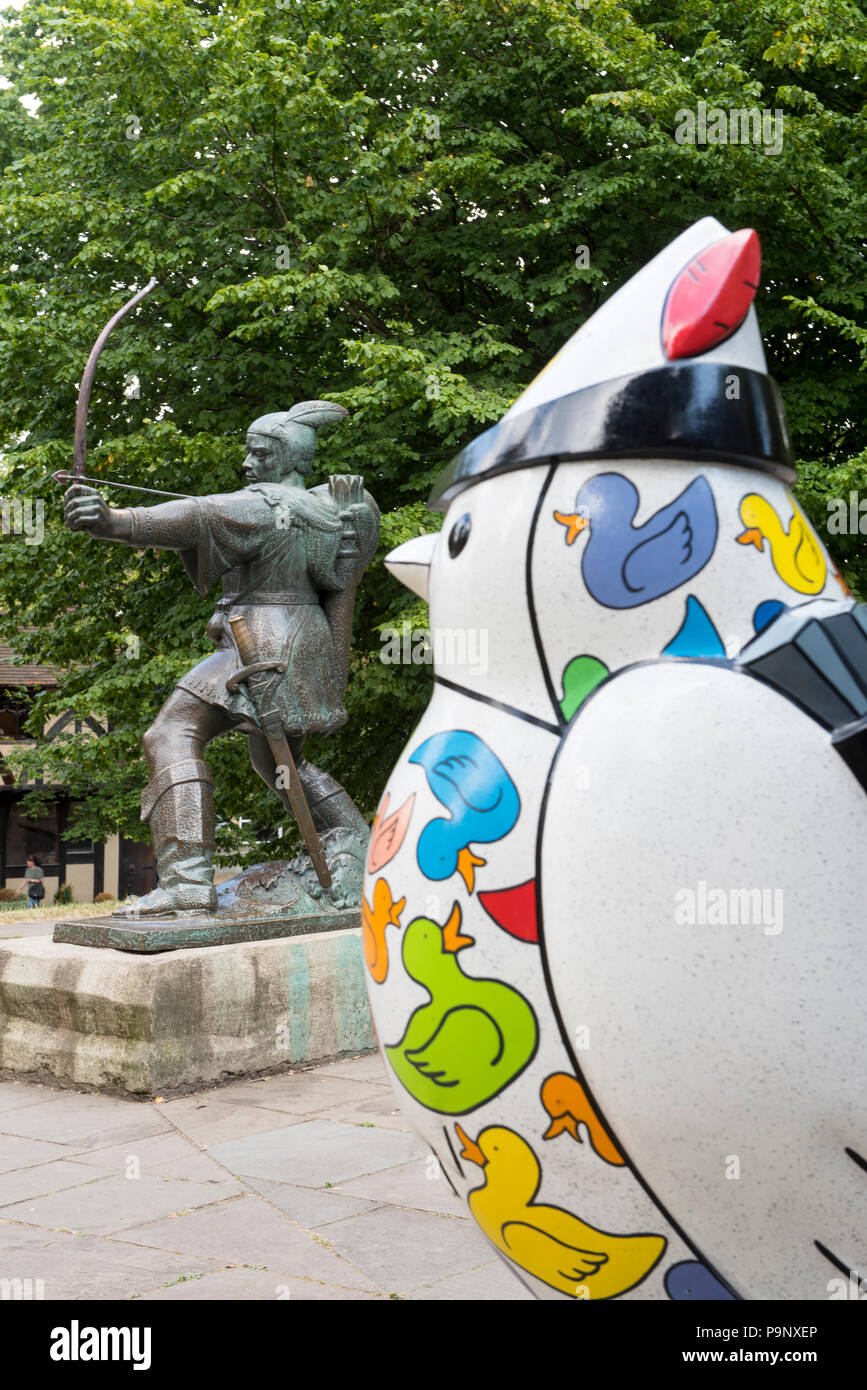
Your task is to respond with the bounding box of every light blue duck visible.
[409,730,520,891]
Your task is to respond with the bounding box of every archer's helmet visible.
[247,400,349,475]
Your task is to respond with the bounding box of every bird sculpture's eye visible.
[448,513,471,558]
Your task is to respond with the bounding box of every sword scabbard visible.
[227,615,333,891]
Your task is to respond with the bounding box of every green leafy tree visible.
[0,0,865,853]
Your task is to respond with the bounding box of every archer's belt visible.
[215,593,319,608]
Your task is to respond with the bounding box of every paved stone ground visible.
[0,1054,534,1301]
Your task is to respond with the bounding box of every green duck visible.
[385,903,538,1114]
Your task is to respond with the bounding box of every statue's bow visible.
[73,277,159,478]
[55,277,191,500]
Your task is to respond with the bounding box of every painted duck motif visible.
[540,1073,625,1166]
[361,877,405,985]
[736,493,826,595]
[456,1123,666,1299]
[410,730,520,891]
[385,904,537,1113]
[554,472,718,609]
[366,792,415,875]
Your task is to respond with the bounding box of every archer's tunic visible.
[124,482,348,736]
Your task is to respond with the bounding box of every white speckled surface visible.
[542,661,867,1299]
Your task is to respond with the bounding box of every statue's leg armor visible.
[295,757,369,837]
[247,733,368,908]
[247,734,367,836]
[129,690,230,915]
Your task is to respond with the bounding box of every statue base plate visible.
[53,907,361,954]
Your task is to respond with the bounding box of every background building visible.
[0,641,137,902]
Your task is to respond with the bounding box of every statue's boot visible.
[296,759,369,837]
[123,758,217,916]
[280,759,369,907]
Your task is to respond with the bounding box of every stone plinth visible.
[0,927,374,1096]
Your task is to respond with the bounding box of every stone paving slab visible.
[316,1091,414,1131]
[157,1097,307,1147]
[141,1152,239,1184]
[68,1130,203,1172]
[334,1158,467,1216]
[138,1266,388,1301]
[207,1117,425,1187]
[242,1176,382,1228]
[327,1054,398,1083]
[210,1072,390,1115]
[40,1239,221,1302]
[0,1133,72,1174]
[0,1158,114,1208]
[0,1095,170,1149]
[120,1191,382,1294]
[0,1222,221,1300]
[0,1052,529,1299]
[0,1217,61,1256]
[410,1260,534,1301]
[319,1203,496,1293]
[0,1173,243,1235]
[0,1081,58,1114]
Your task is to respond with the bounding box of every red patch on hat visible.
[662,228,761,360]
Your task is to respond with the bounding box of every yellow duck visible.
[456,1123,665,1299]
[736,494,826,595]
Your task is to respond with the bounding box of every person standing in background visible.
[19,854,44,908]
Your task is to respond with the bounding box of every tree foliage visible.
[0,0,865,851]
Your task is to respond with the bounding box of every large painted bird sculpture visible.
[363,218,867,1301]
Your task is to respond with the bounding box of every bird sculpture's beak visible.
[385,533,439,601]
[455,1123,486,1167]
[542,1112,580,1142]
[456,847,486,893]
[442,902,474,953]
[553,510,589,545]
[736,526,764,550]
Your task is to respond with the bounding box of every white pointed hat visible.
[430,217,794,510]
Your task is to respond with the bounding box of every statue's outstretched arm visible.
[64,484,202,550]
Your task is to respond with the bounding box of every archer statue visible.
[64,401,379,917]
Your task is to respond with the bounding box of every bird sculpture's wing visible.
[541,658,867,1299]
[501,1222,608,1282]
[623,476,717,597]
[793,523,823,584]
[430,754,504,813]
[622,510,694,595]
[403,1006,504,1088]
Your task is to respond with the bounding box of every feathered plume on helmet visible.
[247,400,349,477]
